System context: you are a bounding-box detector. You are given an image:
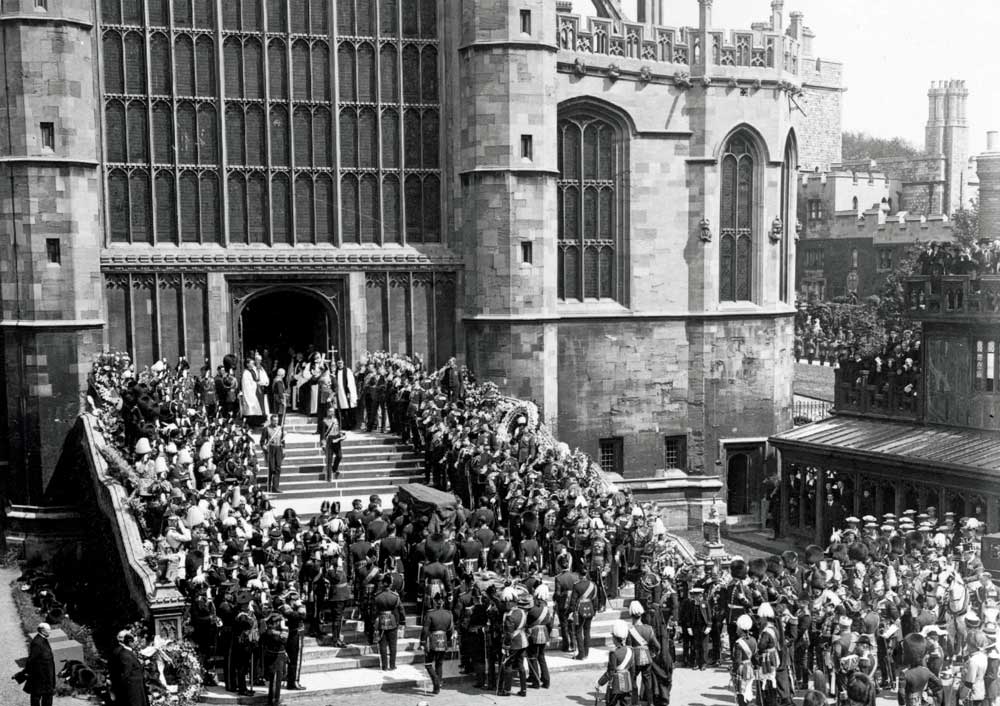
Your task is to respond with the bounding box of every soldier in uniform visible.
[570,569,598,661]
[498,586,531,697]
[306,561,330,639]
[488,528,514,577]
[231,593,258,697]
[732,614,758,706]
[598,621,637,706]
[421,592,455,694]
[587,529,612,613]
[526,584,553,689]
[327,555,351,648]
[554,554,579,653]
[372,574,406,671]
[260,613,288,706]
[421,554,452,618]
[281,593,307,692]
[626,602,660,706]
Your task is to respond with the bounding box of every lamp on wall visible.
[770,216,783,243]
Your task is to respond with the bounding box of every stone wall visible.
[556,314,794,481]
[798,59,844,171]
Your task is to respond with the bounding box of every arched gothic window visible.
[557,110,627,303]
[719,133,756,302]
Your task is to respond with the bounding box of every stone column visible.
[894,483,905,516]
[814,472,826,546]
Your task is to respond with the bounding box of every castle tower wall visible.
[0,0,103,506]
[451,0,560,426]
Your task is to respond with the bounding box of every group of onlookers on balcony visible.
[915,239,1000,278]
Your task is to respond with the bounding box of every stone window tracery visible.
[719,133,756,302]
[557,108,627,303]
[100,0,439,246]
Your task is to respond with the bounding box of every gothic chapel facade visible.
[0,0,842,529]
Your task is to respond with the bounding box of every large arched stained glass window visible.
[557,113,627,303]
[719,133,756,302]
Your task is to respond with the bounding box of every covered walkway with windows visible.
[769,415,1000,544]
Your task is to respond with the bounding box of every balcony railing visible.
[905,274,1000,321]
[833,367,921,422]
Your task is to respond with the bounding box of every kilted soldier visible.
[260,414,285,493]
[421,556,452,617]
[260,613,288,706]
[373,574,406,671]
[282,593,307,692]
[626,602,660,706]
[498,586,531,697]
[421,592,455,694]
[598,621,637,706]
[553,554,579,653]
[732,614,758,706]
[456,531,484,579]
[570,570,598,660]
[526,584,553,689]
[722,558,753,656]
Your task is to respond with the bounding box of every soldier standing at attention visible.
[282,593,307,692]
[554,554,580,654]
[570,569,598,661]
[261,613,288,706]
[260,414,285,493]
[421,592,456,694]
[373,573,406,671]
[320,407,344,482]
[597,620,636,706]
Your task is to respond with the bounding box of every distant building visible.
[795,81,978,301]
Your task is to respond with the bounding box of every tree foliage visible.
[842,131,923,162]
[950,198,980,245]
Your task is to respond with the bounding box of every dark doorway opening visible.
[240,290,331,371]
[726,444,765,519]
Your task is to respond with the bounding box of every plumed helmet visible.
[829,542,848,563]
[611,620,629,640]
[901,633,927,668]
[198,441,213,461]
[781,550,799,569]
[154,455,169,475]
[748,558,767,579]
[847,543,869,563]
[533,584,550,601]
[177,448,193,465]
[757,602,774,620]
[804,545,825,565]
[500,586,517,603]
[134,437,152,455]
[730,559,748,580]
[629,602,645,617]
[736,614,753,632]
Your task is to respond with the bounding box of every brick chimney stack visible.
[771,0,784,31]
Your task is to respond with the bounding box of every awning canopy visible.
[770,415,1000,488]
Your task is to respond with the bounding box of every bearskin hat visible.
[905,530,925,551]
[748,558,768,580]
[901,633,927,668]
[829,542,848,563]
[847,543,869,563]
[810,570,827,590]
[846,674,877,705]
[766,556,783,576]
[781,550,799,570]
[804,545,824,565]
[730,558,748,580]
[889,535,905,554]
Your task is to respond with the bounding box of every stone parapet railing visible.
[78,414,187,637]
[556,12,798,75]
[905,274,1000,322]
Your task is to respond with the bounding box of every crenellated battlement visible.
[555,11,801,75]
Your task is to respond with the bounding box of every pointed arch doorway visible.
[229,279,347,372]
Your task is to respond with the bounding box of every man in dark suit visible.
[109,630,149,706]
[678,587,712,669]
[16,622,55,706]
